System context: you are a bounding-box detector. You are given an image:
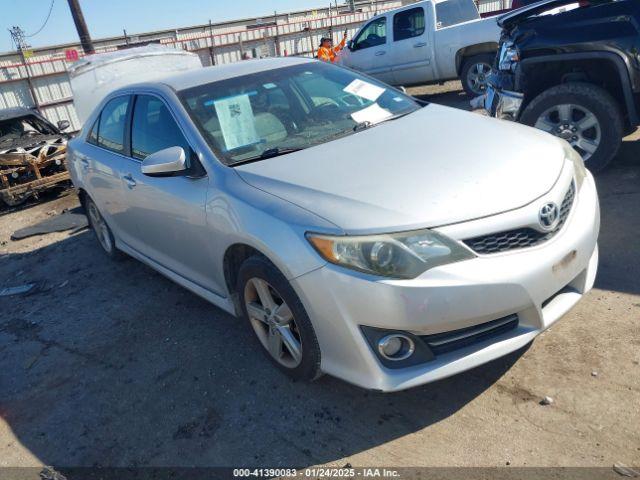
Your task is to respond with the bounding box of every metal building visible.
[0,0,507,131]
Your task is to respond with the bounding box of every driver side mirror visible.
[57,120,70,131]
[141,146,187,177]
[347,40,355,51]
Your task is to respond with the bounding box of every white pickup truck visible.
[338,0,501,96]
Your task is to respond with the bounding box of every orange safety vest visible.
[317,37,346,63]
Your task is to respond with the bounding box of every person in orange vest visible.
[317,30,348,63]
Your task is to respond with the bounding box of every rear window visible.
[435,0,480,28]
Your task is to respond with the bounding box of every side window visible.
[264,86,290,110]
[353,17,387,50]
[394,8,425,41]
[97,96,130,153]
[131,95,191,160]
[435,0,480,29]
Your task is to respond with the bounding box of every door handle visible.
[80,158,89,168]
[123,174,137,189]
[414,42,427,48]
[374,50,386,56]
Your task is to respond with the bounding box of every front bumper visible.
[485,84,524,120]
[292,172,600,392]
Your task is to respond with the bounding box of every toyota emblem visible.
[539,202,560,231]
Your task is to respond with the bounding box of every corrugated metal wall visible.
[0,0,505,131]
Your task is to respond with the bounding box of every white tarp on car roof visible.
[69,45,202,125]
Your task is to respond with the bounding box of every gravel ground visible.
[0,83,638,474]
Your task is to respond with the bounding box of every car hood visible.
[235,104,566,234]
[498,0,610,29]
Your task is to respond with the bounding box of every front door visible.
[390,6,436,86]
[118,94,221,294]
[341,15,395,84]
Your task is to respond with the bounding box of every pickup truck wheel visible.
[461,54,494,97]
[238,255,322,382]
[85,197,124,260]
[520,83,623,172]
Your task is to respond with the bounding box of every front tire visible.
[238,255,321,382]
[520,83,623,172]
[461,54,494,97]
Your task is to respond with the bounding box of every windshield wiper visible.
[353,121,373,132]
[230,147,305,166]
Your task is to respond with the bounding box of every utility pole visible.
[66,0,95,54]
[273,11,281,56]
[208,20,216,65]
[8,26,38,109]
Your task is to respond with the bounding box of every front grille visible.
[420,314,519,356]
[464,182,576,255]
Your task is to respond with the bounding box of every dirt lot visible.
[0,83,638,474]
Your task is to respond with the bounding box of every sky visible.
[1,0,331,52]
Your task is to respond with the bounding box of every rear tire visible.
[85,196,124,260]
[520,82,623,172]
[461,54,494,97]
[237,255,321,382]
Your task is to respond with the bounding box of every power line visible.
[26,0,56,38]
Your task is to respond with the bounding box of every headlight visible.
[306,229,475,279]
[498,41,519,72]
[563,141,587,189]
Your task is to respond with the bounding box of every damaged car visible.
[69,58,599,392]
[485,0,640,171]
[0,107,71,207]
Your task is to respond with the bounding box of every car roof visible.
[128,56,316,93]
[0,107,40,122]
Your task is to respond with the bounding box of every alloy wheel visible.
[534,103,601,161]
[466,62,491,95]
[87,202,113,253]
[244,277,303,368]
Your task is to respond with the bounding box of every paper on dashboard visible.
[343,79,385,102]
[213,93,260,151]
[351,103,393,125]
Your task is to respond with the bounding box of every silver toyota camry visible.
[68,57,600,392]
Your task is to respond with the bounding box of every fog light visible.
[377,334,415,361]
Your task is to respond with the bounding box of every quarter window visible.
[353,17,387,50]
[131,95,190,160]
[394,8,425,41]
[96,96,130,153]
[87,116,99,145]
[435,0,480,29]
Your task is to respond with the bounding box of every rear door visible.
[118,94,221,294]
[342,15,395,84]
[79,95,132,242]
[391,6,436,86]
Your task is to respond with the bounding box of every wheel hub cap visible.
[534,103,601,162]
[468,62,491,94]
[244,278,303,369]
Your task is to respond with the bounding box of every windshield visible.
[435,0,480,28]
[179,62,420,165]
[0,115,55,145]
